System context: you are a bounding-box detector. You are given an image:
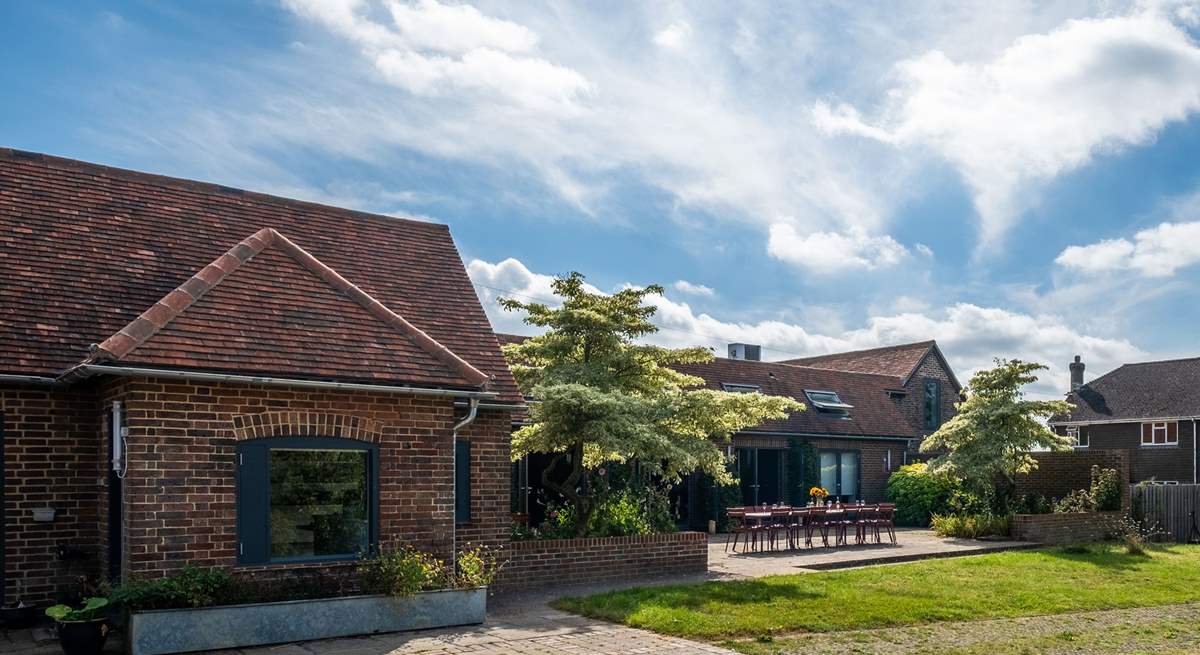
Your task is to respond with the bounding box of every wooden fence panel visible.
[1131,484,1200,542]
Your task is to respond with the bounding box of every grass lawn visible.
[554,544,1200,643]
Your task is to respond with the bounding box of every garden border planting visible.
[127,588,486,655]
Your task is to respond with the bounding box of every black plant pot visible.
[1,604,40,629]
[56,619,109,655]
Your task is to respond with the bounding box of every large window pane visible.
[820,451,838,495]
[839,451,859,499]
[269,448,369,559]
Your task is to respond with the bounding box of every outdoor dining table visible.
[725,503,896,553]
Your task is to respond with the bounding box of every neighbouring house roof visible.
[496,333,532,347]
[780,340,961,390]
[1053,357,1200,424]
[671,358,919,439]
[0,149,519,401]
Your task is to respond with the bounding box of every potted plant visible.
[44,597,110,655]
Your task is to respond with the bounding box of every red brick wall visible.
[1,383,104,604]
[493,532,707,592]
[103,378,511,580]
[896,354,959,443]
[1012,511,1123,544]
[1015,449,1130,505]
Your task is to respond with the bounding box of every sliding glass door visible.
[819,450,860,502]
[736,447,784,506]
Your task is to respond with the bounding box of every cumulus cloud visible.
[815,7,1200,249]
[467,257,1144,398]
[672,280,715,297]
[1056,221,1200,277]
[767,224,910,273]
[283,0,590,110]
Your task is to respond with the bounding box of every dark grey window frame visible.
[236,436,380,565]
[923,378,942,430]
[818,448,861,501]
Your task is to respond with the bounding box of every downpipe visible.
[450,398,480,570]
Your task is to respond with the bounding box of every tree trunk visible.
[540,441,593,537]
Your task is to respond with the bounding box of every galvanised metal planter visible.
[127,587,486,655]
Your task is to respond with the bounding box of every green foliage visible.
[785,441,821,506]
[1054,488,1095,513]
[1013,493,1052,514]
[536,482,675,538]
[112,566,237,611]
[357,546,446,596]
[453,545,501,589]
[930,512,1011,539]
[1091,466,1122,511]
[500,272,803,535]
[920,359,1073,511]
[885,463,961,527]
[45,597,109,623]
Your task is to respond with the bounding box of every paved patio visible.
[2,529,1035,655]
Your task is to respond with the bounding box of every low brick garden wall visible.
[1011,511,1125,544]
[492,532,708,592]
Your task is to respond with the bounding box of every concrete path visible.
[1,529,1035,655]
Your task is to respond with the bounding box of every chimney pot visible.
[1069,355,1085,390]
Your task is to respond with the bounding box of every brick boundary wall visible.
[1015,449,1130,506]
[1011,511,1125,544]
[492,532,708,592]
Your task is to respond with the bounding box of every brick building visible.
[1050,355,1200,484]
[505,337,962,527]
[0,150,521,605]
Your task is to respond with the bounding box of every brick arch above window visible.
[231,411,383,443]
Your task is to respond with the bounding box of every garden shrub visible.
[454,546,501,589]
[589,489,654,537]
[886,463,961,527]
[1013,493,1052,514]
[112,565,239,611]
[930,512,1010,539]
[1054,488,1095,513]
[357,546,446,596]
[1090,465,1122,511]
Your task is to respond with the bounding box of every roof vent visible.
[728,343,761,361]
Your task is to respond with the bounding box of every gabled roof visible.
[1054,356,1200,424]
[673,358,919,439]
[780,340,960,389]
[0,149,519,400]
[82,228,488,389]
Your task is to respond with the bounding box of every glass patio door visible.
[819,450,860,502]
[736,447,784,505]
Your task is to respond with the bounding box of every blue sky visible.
[4,0,1200,396]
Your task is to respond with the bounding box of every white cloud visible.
[767,224,910,273]
[671,280,715,297]
[467,257,1144,398]
[654,21,693,49]
[815,7,1200,249]
[283,0,590,111]
[1056,221,1200,277]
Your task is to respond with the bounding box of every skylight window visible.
[721,383,761,393]
[804,390,854,417]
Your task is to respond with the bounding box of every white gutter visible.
[66,364,498,399]
[450,398,480,570]
[1051,416,1200,427]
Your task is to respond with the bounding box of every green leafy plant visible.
[1054,488,1095,513]
[1013,493,1052,514]
[357,546,446,596]
[112,566,238,612]
[931,512,1010,539]
[886,463,961,527]
[45,597,109,623]
[500,273,804,536]
[1105,515,1163,555]
[921,359,1073,513]
[454,545,501,589]
[1091,465,1122,511]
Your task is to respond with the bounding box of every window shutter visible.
[455,440,471,523]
